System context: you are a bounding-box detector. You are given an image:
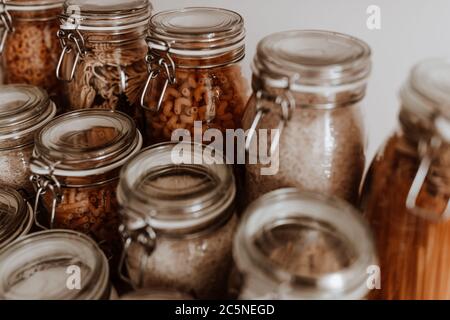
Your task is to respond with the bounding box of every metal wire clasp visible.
[0,0,14,55]
[30,157,63,230]
[56,28,86,81]
[245,89,296,156]
[406,136,450,221]
[140,37,176,112]
[118,221,157,288]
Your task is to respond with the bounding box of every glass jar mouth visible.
[118,142,235,234]
[4,0,64,11]
[252,30,371,89]
[0,230,109,300]
[235,188,375,297]
[31,109,142,176]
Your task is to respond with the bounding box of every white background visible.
[153,0,450,162]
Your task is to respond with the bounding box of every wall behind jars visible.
[154,0,450,165]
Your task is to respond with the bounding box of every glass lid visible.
[0,85,56,144]
[60,0,152,31]
[253,30,371,88]
[0,230,109,300]
[235,188,375,297]
[4,0,64,11]
[148,7,245,57]
[118,142,235,233]
[0,187,28,247]
[31,110,142,176]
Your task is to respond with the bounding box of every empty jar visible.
[0,230,110,299]
[234,188,376,300]
[117,142,237,299]
[243,30,371,205]
[0,84,56,196]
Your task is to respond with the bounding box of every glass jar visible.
[30,109,142,267]
[361,58,450,300]
[0,186,33,249]
[117,142,237,299]
[243,30,371,205]
[234,188,376,300]
[0,0,64,108]
[0,84,56,196]
[0,230,110,299]
[140,7,249,143]
[56,0,152,127]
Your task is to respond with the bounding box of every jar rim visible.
[234,188,376,298]
[4,0,63,11]
[0,229,109,300]
[30,109,142,177]
[118,142,235,234]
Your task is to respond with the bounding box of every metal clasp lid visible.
[30,156,63,230]
[118,220,156,288]
[245,89,296,156]
[0,0,14,55]
[140,37,176,112]
[56,28,86,81]
[406,135,450,221]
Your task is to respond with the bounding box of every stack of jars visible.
[0,1,447,301]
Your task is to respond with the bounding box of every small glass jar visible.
[30,109,142,266]
[0,186,33,249]
[0,84,56,196]
[56,0,152,126]
[361,59,450,300]
[243,30,371,205]
[117,142,237,299]
[234,188,376,300]
[140,7,249,143]
[0,230,110,299]
[0,0,64,107]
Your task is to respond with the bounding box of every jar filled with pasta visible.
[361,58,450,300]
[243,30,371,205]
[30,109,142,268]
[140,7,249,143]
[234,188,376,300]
[0,0,64,108]
[117,142,237,299]
[0,186,33,249]
[0,230,110,299]
[56,0,152,128]
[0,84,56,196]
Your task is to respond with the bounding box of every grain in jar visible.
[140,7,249,143]
[56,0,152,127]
[30,109,142,267]
[0,0,64,108]
[0,84,56,196]
[234,188,376,299]
[0,230,110,299]
[117,142,237,299]
[361,58,450,300]
[243,30,371,205]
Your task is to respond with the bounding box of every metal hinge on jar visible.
[118,221,156,288]
[56,28,87,81]
[406,130,450,221]
[140,37,176,112]
[0,0,14,55]
[245,89,296,157]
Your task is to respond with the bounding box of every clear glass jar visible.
[361,58,450,300]
[140,7,249,143]
[243,30,371,205]
[0,186,33,249]
[56,0,152,128]
[234,188,376,300]
[0,230,110,299]
[117,142,237,299]
[0,84,56,196]
[30,109,142,267]
[0,0,64,108]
